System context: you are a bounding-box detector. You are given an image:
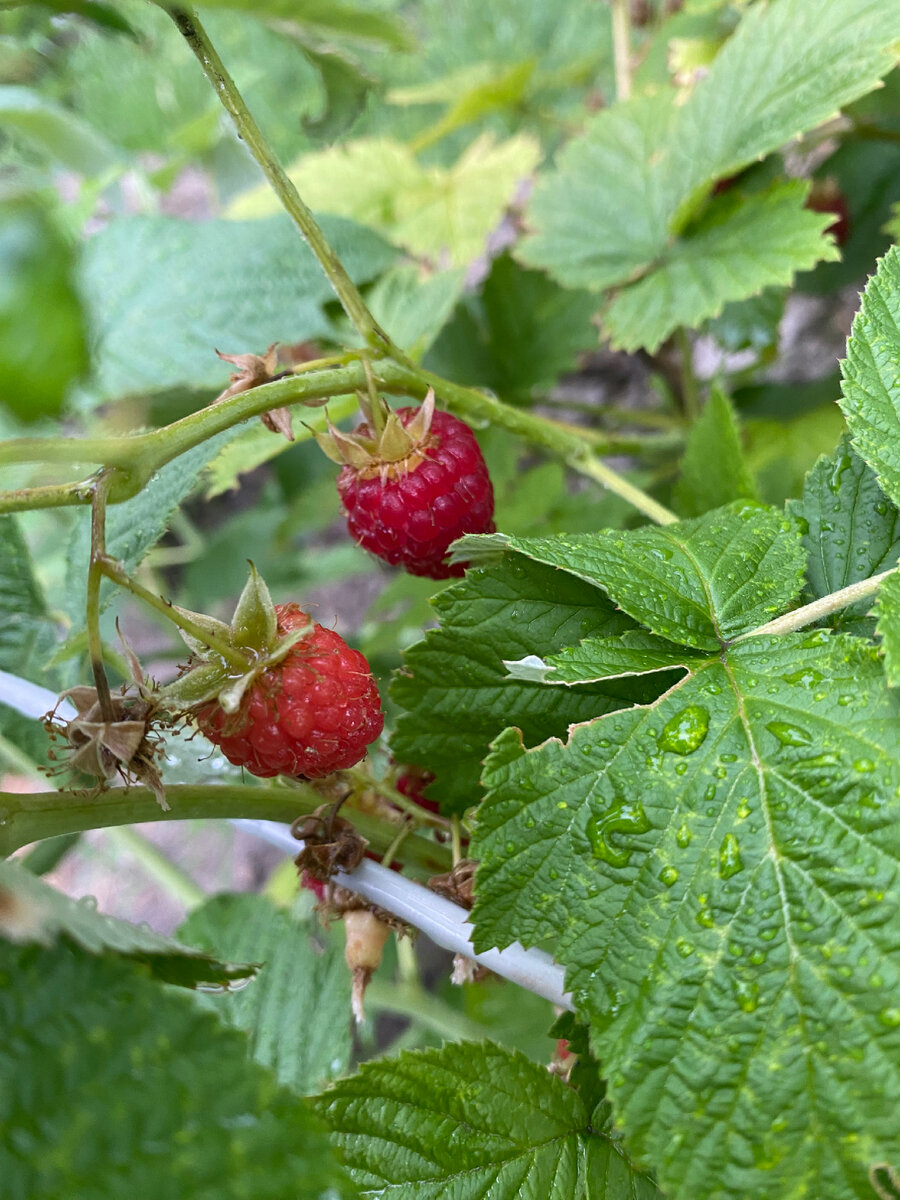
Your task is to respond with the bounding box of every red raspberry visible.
[806,182,850,247]
[396,764,439,814]
[337,407,495,580]
[195,604,383,779]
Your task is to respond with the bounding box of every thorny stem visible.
[165,6,391,353]
[97,557,251,670]
[610,0,632,101]
[87,474,115,721]
[736,568,896,641]
[0,784,453,880]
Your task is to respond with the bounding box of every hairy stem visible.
[0,784,452,880]
[611,0,632,101]
[166,6,389,351]
[98,557,250,670]
[736,568,896,641]
[87,475,115,721]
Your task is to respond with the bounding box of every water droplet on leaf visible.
[658,705,710,755]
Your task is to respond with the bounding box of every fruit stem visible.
[451,815,463,867]
[164,6,392,354]
[735,568,897,641]
[86,473,116,722]
[361,356,388,440]
[381,819,413,869]
[344,765,451,830]
[568,453,678,524]
[611,0,632,101]
[97,557,252,671]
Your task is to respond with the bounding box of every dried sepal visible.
[213,344,294,443]
[313,388,439,479]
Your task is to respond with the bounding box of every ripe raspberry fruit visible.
[195,604,383,779]
[322,390,495,580]
[395,764,439,814]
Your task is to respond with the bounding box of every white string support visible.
[0,670,573,1010]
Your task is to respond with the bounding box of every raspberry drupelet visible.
[335,405,495,580]
[196,604,383,779]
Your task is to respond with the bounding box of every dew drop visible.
[749,950,767,966]
[737,798,752,819]
[801,630,829,648]
[659,866,679,888]
[676,822,692,848]
[853,758,876,773]
[879,1008,900,1028]
[719,833,744,880]
[766,721,813,747]
[735,978,760,1013]
[658,705,710,755]
[781,668,824,689]
[587,798,651,867]
[675,938,695,958]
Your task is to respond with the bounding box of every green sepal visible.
[230,562,277,653]
[169,606,233,657]
[160,661,230,708]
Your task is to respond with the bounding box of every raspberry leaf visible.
[461,503,806,651]
[472,632,900,1199]
[518,0,900,296]
[603,181,839,353]
[314,1040,661,1199]
[840,245,900,510]
[786,435,900,633]
[876,570,900,688]
[1,940,351,1199]
[506,631,707,686]
[0,857,256,990]
[179,893,352,1095]
[673,388,757,518]
[391,556,655,812]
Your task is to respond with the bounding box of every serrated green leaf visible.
[786,435,900,634]
[425,253,599,400]
[472,632,900,1200]
[0,858,255,989]
[674,388,758,518]
[0,515,58,682]
[507,630,705,686]
[78,214,395,400]
[519,0,900,294]
[179,893,352,1094]
[840,244,900,509]
[229,134,540,268]
[0,940,351,1198]
[706,287,785,353]
[466,503,806,652]
[315,1040,660,1199]
[876,569,900,687]
[603,182,839,352]
[62,430,240,621]
[390,556,650,812]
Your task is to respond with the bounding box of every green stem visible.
[610,0,632,101]
[568,453,678,524]
[675,328,700,422]
[87,475,115,721]
[165,6,389,352]
[0,732,45,782]
[0,784,452,879]
[97,557,250,670]
[1,362,678,526]
[104,824,205,910]
[735,568,896,641]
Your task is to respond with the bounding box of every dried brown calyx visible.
[44,683,170,809]
[213,344,295,442]
[428,859,489,985]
